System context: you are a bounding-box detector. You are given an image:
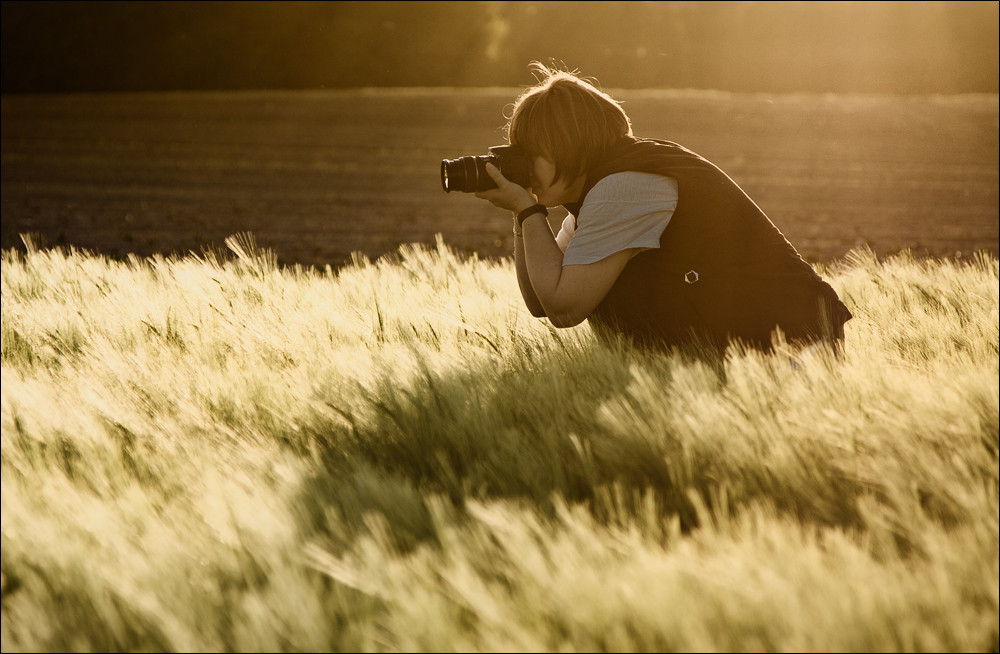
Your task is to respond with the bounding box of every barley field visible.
[1,232,997,652]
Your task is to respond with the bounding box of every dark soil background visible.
[2,89,997,268]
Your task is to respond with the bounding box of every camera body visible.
[441,145,531,193]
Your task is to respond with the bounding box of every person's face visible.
[529,155,585,207]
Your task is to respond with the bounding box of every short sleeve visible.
[554,213,576,253]
[562,172,678,266]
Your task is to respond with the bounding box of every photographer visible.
[469,62,852,354]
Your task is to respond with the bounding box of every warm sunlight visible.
[2,2,997,650]
[1,2,995,93]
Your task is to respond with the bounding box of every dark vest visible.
[565,138,853,351]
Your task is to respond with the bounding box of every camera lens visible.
[441,145,529,193]
[441,155,493,193]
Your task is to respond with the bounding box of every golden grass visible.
[2,234,997,652]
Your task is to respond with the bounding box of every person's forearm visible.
[514,233,547,317]
[520,213,567,316]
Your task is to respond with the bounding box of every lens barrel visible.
[440,145,530,193]
[441,155,494,193]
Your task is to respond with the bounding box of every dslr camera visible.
[441,145,531,193]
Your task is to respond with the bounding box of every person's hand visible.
[475,163,538,214]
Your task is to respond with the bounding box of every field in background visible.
[2,89,997,268]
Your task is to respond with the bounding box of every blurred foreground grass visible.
[2,234,997,652]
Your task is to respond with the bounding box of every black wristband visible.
[515,204,548,228]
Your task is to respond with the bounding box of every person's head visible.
[507,62,633,202]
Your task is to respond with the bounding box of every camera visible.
[441,145,531,193]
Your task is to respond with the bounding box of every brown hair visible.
[507,62,632,186]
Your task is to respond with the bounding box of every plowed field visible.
[2,89,996,267]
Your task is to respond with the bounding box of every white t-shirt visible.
[555,171,678,265]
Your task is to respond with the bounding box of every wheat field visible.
[1,234,997,652]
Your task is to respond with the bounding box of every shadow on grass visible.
[287,337,883,556]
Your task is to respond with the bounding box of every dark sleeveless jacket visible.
[565,137,852,351]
